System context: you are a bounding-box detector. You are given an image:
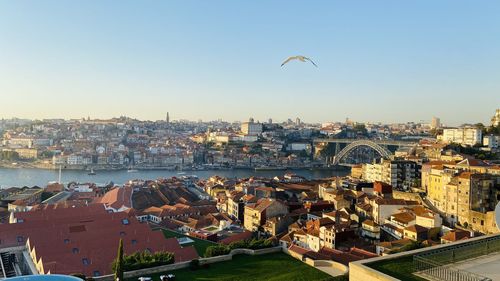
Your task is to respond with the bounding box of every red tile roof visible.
[288,245,310,255]
[441,229,470,242]
[97,186,133,210]
[219,230,253,245]
[0,204,197,277]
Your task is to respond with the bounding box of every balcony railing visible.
[413,235,500,281]
[414,256,491,281]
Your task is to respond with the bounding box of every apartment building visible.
[243,199,288,231]
[441,127,482,146]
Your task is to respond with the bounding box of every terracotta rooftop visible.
[288,245,310,255]
[362,220,377,227]
[97,185,133,210]
[391,212,416,224]
[404,224,429,233]
[441,229,470,242]
[0,204,197,276]
[219,230,253,245]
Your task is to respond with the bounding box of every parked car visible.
[160,274,176,281]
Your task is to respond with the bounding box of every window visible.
[17,236,23,243]
[64,239,70,244]
[82,258,89,265]
[131,239,137,245]
[122,218,130,225]
[120,231,126,236]
[72,248,79,254]
[93,271,101,277]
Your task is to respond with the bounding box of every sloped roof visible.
[441,229,470,242]
[404,224,428,233]
[1,204,198,276]
[98,186,132,210]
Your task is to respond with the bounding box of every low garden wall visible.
[94,246,283,281]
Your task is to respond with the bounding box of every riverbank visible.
[0,161,350,172]
[0,167,350,188]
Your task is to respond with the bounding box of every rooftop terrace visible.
[350,234,500,281]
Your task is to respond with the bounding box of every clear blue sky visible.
[0,1,499,125]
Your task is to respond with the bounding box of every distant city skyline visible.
[1,1,499,125]
[0,113,494,127]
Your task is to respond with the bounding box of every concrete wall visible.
[349,262,399,281]
[94,247,283,281]
[304,258,349,275]
[392,191,422,204]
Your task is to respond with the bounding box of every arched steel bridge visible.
[313,138,418,147]
[314,138,418,165]
[331,140,392,165]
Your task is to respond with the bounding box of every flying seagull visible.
[281,55,318,67]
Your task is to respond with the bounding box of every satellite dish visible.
[495,202,500,231]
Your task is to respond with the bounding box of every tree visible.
[488,124,500,135]
[475,123,487,135]
[298,149,309,158]
[353,124,368,135]
[114,239,124,281]
[319,143,336,158]
[0,150,19,161]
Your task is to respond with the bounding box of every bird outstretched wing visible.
[281,56,297,67]
[305,57,318,67]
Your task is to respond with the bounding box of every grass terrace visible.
[161,229,216,257]
[125,252,333,281]
[367,255,426,281]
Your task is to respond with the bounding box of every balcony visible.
[355,234,500,281]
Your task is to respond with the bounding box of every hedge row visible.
[112,250,175,272]
[204,239,275,257]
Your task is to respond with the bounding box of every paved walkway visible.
[315,265,345,277]
[453,253,500,281]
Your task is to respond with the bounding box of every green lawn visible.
[161,229,216,257]
[126,252,332,281]
[367,256,426,281]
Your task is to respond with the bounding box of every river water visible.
[0,168,349,188]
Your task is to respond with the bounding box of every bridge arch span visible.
[332,140,391,165]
